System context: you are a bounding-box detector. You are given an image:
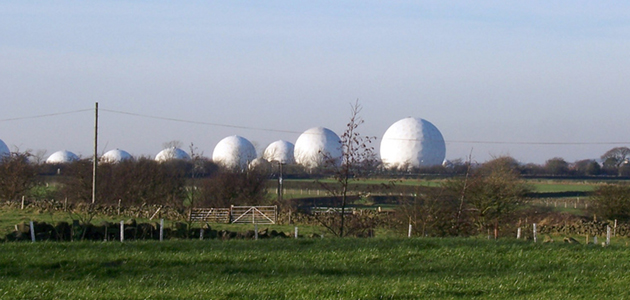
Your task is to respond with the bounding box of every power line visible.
[4,107,628,146]
[445,140,630,145]
[100,108,303,134]
[0,108,92,122]
[104,108,630,146]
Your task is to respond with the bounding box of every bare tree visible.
[317,100,378,237]
[445,156,531,238]
[0,152,38,201]
[590,184,630,222]
[197,167,270,208]
[601,147,630,168]
[544,157,569,176]
[163,140,184,149]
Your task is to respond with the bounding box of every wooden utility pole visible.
[92,102,98,204]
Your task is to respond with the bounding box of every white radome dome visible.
[0,139,9,157]
[155,147,190,162]
[101,149,133,163]
[212,135,257,169]
[46,150,79,164]
[294,127,342,169]
[263,140,295,164]
[380,117,446,169]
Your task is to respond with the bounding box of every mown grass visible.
[1,238,629,299]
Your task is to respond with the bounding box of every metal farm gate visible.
[190,206,277,224]
[230,205,277,224]
[189,208,231,223]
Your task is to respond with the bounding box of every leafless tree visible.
[197,166,270,208]
[163,140,184,149]
[0,152,39,201]
[601,147,630,168]
[317,100,378,237]
[445,156,531,238]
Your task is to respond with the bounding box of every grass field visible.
[284,178,605,193]
[0,238,629,299]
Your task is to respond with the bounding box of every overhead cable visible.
[0,108,92,122]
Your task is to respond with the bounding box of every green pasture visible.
[282,178,602,194]
[1,238,630,299]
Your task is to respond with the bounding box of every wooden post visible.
[21,196,25,210]
[160,219,164,242]
[533,223,537,243]
[117,199,121,215]
[606,226,611,246]
[120,221,124,242]
[594,236,598,245]
[408,224,412,238]
[294,226,298,239]
[517,227,521,239]
[29,221,35,242]
[92,102,98,205]
[614,219,618,237]
[199,228,204,240]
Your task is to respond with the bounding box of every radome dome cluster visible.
[212,135,257,169]
[294,127,342,169]
[380,117,446,169]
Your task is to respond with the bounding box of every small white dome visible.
[155,147,190,162]
[263,140,295,164]
[0,139,9,157]
[212,135,257,170]
[101,149,133,163]
[46,150,79,164]
[294,127,342,169]
[380,117,446,169]
[249,157,271,171]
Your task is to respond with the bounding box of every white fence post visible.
[120,221,124,242]
[29,221,35,242]
[254,224,258,240]
[517,227,521,239]
[408,224,412,238]
[606,226,611,246]
[533,223,537,243]
[594,236,598,245]
[199,228,204,240]
[160,219,164,242]
[294,226,298,239]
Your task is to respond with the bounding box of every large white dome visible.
[212,135,257,170]
[380,117,446,169]
[155,147,190,162]
[46,150,79,164]
[0,139,9,157]
[294,127,342,169]
[101,149,133,163]
[263,140,295,164]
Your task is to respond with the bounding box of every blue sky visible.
[1,1,629,164]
